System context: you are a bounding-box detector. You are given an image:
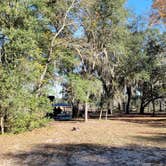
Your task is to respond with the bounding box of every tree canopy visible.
[151,0,166,24]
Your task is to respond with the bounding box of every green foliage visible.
[0,64,51,133]
[10,114,50,134]
[0,0,54,133]
[0,0,80,133]
[67,74,103,103]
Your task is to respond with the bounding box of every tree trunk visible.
[107,102,112,115]
[76,105,81,118]
[118,102,122,112]
[72,104,77,118]
[126,86,131,114]
[148,103,150,112]
[85,102,88,122]
[123,102,126,113]
[99,109,103,120]
[36,63,49,96]
[1,117,4,134]
[152,100,155,117]
[72,101,80,118]
[140,101,145,114]
[159,100,162,112]
[105,110,108,120]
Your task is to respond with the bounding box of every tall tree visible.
[0,0,78,133]
[72,0,129,113]
[151,0,166,24]
[139,30,166,114]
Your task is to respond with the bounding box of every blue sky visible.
[126,0,165,31]
[126,0,153,15]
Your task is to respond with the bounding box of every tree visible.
[116,16,166,115]
[151,0,166,24]
[0,0,78,133]
[108,15,146,114]
[64,74,102,122]
[31,0,79,95]
[139,30,166,114]
[0,0,49,133]
[72,0,129,114]
[121,28,166,115]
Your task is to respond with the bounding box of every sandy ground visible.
[0,117,166,166]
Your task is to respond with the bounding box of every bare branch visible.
[52,0,77,46]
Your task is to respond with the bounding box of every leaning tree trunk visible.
[99,108,103,120]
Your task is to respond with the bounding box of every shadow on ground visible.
[113,118,166,128]
[133,133,166,144]
[4,143,166,166]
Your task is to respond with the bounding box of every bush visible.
[10,113,50,134]
[10,95,51,133]
[0,84,52,134]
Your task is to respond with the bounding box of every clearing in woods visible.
[0,117,166,166]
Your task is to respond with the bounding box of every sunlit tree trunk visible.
[85,102,88,122]
[0,116,4,134]
[99,109,103,120]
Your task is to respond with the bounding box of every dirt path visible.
[0,117,166,166]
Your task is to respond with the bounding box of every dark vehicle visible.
[52,103,72,120]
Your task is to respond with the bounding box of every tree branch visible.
[35,0,77,95]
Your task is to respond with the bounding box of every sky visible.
[126,0,165,31]
[126,0,153,15]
